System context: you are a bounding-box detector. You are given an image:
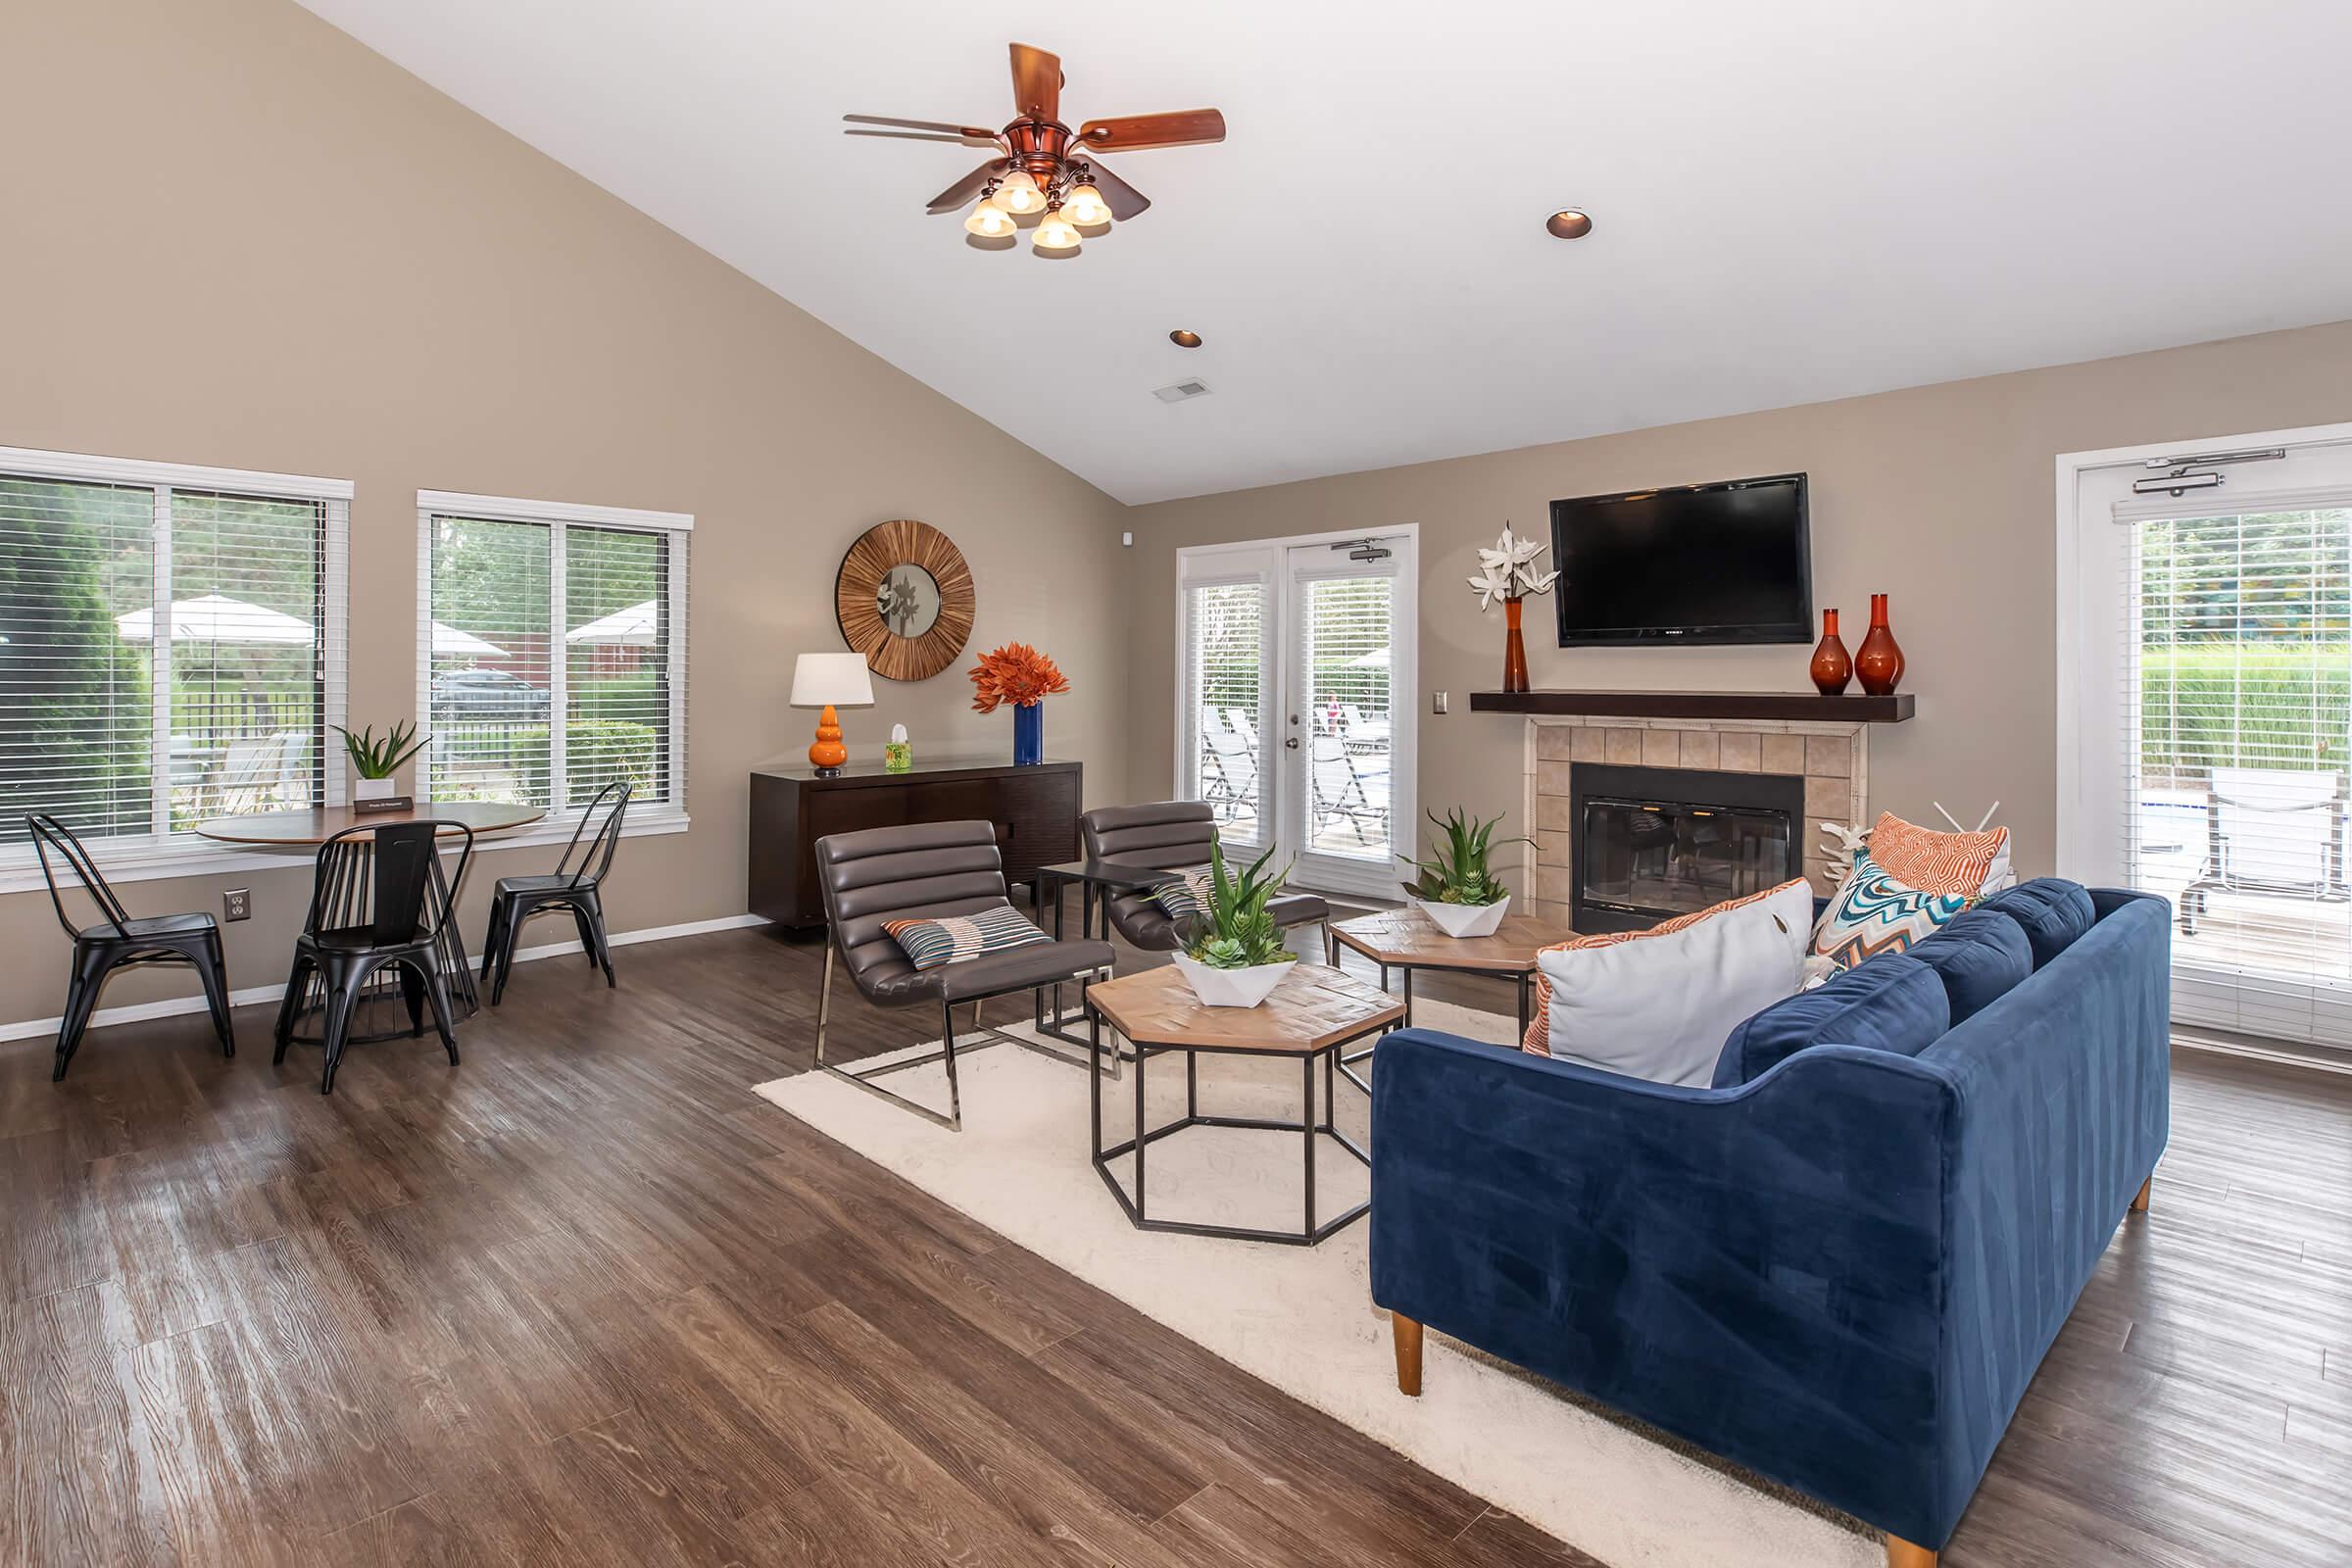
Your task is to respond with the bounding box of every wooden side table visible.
[1083,963,1402,1246]
[1325,907,1567,1084]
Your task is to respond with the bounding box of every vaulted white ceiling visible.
[297,0,2352,504]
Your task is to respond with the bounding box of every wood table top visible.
[1327,906,1570,972]
[191,800,548,846]
[1085,962,1404,1054]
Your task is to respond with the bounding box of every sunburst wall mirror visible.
[835,518,975,682]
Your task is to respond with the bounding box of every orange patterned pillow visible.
[1867,812,2009,899]
[1522,879,1810,1054]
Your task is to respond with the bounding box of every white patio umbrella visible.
[431,620,507,658]
[116,592,312,644]
[1345,646,1391,668]
[564,600,659,646]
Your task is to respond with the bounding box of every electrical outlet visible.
[222,888,251,922]
[1431,691,1448,714]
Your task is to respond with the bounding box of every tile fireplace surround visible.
[1521,715,1868,928]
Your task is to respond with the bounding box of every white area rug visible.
[754,997,1878,1568]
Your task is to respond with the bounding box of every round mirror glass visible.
[874,563,943,639]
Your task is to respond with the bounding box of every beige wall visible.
[1124,320,2352,889]
[0,0,1128,1027]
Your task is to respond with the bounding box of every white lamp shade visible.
[790,651,875,708]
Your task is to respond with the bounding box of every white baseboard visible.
[0,913,772,1044]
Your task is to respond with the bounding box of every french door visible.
[1175,529,1417,899]
[2062,426,2352,1048]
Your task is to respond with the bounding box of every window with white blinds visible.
[1299,574,1396,860]
[2126,499,2352,1043]
[0,447,347,858]
[416,491,689,819]
[1180,577,1267,845]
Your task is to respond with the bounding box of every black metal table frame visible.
[1323,927,1536,1095]
[1028,861,1184,1051]
[1085,1001,1391,1247]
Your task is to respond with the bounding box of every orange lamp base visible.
[808,704,848,774]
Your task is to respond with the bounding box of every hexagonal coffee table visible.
[1083,962,1403,1246]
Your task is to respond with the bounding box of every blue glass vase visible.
[1011,701,1044,765]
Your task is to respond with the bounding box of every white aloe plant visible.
[1467,524,1562,610]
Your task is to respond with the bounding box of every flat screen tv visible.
[1548,472,1812,646]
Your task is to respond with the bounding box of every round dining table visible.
[191,799,546,846]
[193,799,548,1043]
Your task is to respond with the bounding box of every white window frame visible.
[0,445,350,895]
[415,490,692,850]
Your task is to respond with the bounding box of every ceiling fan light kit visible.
[847,42,1226,261]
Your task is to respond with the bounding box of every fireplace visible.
[1570,763,1806,934]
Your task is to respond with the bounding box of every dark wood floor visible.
[2,908,2347,1567]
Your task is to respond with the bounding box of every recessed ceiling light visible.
[1545,209,1593,240]
[1169,329,1203,348]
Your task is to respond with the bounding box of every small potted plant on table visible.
[1171,835,1298,1007]
[336,720,428,813]
[1399,807,1531,938]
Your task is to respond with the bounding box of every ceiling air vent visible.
[1152,379,1211,404]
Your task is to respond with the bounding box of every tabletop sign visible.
[351,793,416,816]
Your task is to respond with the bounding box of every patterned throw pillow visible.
[1867,811,2011,898]
[1522,879,1809,1054]
[882,906,1054,971]
[1811,854,1975,968]
[1151,865,1214,920]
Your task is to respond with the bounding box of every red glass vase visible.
[1501,597,1530,694]
[1809,609,1852,696]
[1855,593,1905,696]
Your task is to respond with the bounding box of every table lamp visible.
[790,652,874,776]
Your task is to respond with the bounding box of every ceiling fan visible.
[844,42,1225,256]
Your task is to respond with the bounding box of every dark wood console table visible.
[748,759,1082,929]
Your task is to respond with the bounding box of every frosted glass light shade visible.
[991,170,1045,214]
[790,651,874,708]
[1062,183,1111,225]
[964,202,1017,237]
[1034,212,1081,251]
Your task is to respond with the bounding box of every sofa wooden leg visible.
[1392,1312,1423,1396]
[1886,1534,1936,1568]
[2131,1175,2152,1213]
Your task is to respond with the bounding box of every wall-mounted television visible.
[1548,473,1812,646]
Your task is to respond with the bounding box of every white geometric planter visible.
[1414,895,1510,939]
[1171,952,1293,1008]
[353,776,399,804]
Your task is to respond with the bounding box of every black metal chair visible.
[480,781,630,1004]
[26,813,235,1082]
[271,818,473,1095]
[814,819,1115,1130]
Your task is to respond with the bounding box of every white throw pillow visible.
[1534,878,1814,1087]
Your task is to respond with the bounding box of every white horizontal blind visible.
[2125,500,2352,1045]
[1297,573,1395,862]
[0,451,343,854]
[1181,578,1267,847]
[419,495,687,817]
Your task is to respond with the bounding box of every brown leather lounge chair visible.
[1079,801,1331,953]
[814,820,1115,1130]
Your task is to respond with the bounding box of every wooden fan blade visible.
[1009,42,1063,122]
[1078,109,1226,151]
[1081,157,1151,220]
[844,113,1001,140]
[846,128,1002,147]
[926,160,1009,214]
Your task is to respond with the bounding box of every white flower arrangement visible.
[1468,524,1562,611]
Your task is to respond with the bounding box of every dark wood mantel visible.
[1469,690,1915,723]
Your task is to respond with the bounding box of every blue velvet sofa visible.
[1368,881,2170,1568]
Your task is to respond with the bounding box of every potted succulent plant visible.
[1170,834,1299,1007]
[1398,807,1532,938]
[335,720,428,808]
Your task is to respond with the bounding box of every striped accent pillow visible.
[1810,854,1974,968]
[882,906,1054,971]
[1867,812,2010,898]
[1521,879,1806,1054]
[1152,865,1214,920]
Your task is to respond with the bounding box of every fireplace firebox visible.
[1570,763,1807,934]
